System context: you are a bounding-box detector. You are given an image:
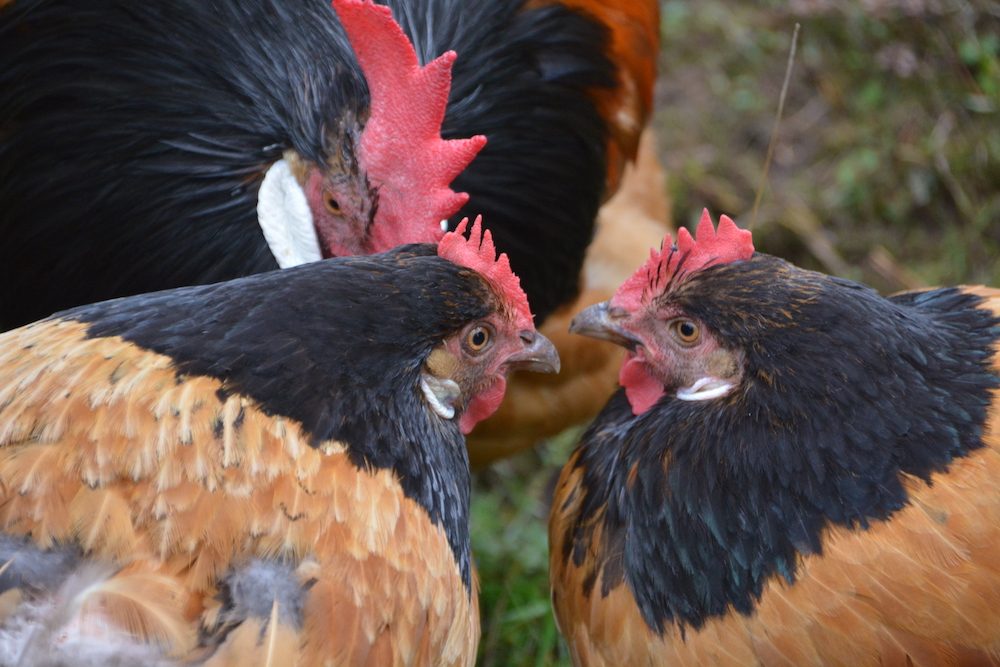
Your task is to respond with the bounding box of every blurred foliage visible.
[474,2,1000,665]
[659,0,1000,291]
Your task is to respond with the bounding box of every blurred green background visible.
[473,2,1000,664]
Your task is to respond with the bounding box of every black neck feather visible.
[0,0,368,329]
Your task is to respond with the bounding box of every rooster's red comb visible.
[612,209,754,310]
[438,216,533,329]
[332,0,487,249]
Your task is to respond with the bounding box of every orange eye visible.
[324,191,341,215]
[464,325,493,354]
[670,319,701,346]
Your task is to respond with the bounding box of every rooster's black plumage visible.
[0,0,615,329]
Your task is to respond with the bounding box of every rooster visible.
[0,0,485,329]
[0,219,558,665]
[550,211,1000,665]
[0,0,629,330]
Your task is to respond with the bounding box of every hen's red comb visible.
[612,209,754,310]
[439,216,534,329]
[332,0,487,249]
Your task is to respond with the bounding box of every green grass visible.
[472,431,578,667]
[472,2,1000,664]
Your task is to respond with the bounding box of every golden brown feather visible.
[0,320,478,666]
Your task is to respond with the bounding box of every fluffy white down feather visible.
[0,564,173,667]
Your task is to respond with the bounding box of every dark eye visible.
[324,191,341,215]
[464,325,493,354]
[670,319,701,346]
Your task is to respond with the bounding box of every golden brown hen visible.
[551,212,1000,665]
[0,222,558,665]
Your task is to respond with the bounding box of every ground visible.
[472,2,1000,664]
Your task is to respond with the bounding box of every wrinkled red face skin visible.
[423,217,553,432]
[302,0,483,262]
[594,212,754,414]
[303,162,459,259]
[304,168,377,258]
[441,313,534,434]
[328,0,484,258]
[605,303,743,416]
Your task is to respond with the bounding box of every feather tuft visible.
[76,566,195,654]
[0,563,184,666]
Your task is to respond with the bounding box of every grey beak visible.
[507,330,560,374]
[569,301,639,349]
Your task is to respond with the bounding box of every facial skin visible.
[570,301,743,414]
[421,314,560,434]
[277,141,378,260]
[303,166,376,258]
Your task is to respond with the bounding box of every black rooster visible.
[0,0,616,329]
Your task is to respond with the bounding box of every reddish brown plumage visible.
[0,232,562,663]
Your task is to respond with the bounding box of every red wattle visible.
[619,354,664,415]
[460,376,507,434]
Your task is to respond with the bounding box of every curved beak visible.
[507,330,560,374]
[569,301,640,350]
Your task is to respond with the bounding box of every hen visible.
[550,211,1000,665]
[0,219,558,665]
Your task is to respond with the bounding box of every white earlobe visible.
[677,376,733,402]
[421,375,460,420]
[257,159,323,268]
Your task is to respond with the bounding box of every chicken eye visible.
[464,325,493,354]
[324,191,341,215]
[671,319,701,346]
